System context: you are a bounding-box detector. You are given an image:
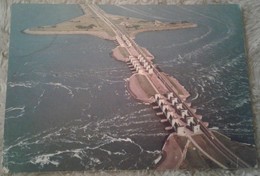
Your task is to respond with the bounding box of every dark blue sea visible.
[4,4,254,172]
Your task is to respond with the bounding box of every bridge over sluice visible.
[127,55,154,74]
[153,93,201,135]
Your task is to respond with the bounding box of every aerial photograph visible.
[3,3,257,172]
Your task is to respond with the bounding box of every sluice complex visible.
[88,4,250,169]
[25,4,256,169]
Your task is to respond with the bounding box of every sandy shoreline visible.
[126,74,154,104]
[129,23,198,39]
[156,134,184,170]
[23,29,115,41]
[111,46,129,62]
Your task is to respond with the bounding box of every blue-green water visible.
[4,4,254,172]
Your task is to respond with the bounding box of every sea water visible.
[3,4,254,172]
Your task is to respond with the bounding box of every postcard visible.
[3,4,256,172]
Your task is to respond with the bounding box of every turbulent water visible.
[4,4,254,172]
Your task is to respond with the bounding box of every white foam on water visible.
[74,86,89,91]
[6,106,25,113]
[161,26,213,49]
[209,126,219,130]
[103,134,144,153]
[113,150,127,156]
[99,148,112,155]
[5,106,26,120]
[191,91,199,101]
[46,82,74,98]
[30,153,60,167]
[71,148,85,160]
[33,89,45,112]
[89,157,101,164]
[8,81,39,88]
[153,154,162,165]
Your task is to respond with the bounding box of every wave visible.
[191,91,199,101]
[5,106,26,120]
[209,126,219,130]
[93,66,127,73]
[45,82,74,98]
[103,134,144,153]
[179,6,228,27]
[197,83,205,93]
[157,53,194,67]
[113,150,127,156]
[234,97,250,109]
[222,127,254,134]
[98,77,125,84]
[8,81,39,88]
[74,86,89,91]
[162,8,232,62]
[33,90,45,112]
[72,149,84,160]
[6,106,25,113]
[219,53,244,71]
[29,148,86,168]
[116,5,167,21]
[4,114,165,170]
[100,107,152,124]
[220,97,250,111]
[13,36,57,58]
[159,6,234,51]
[89,157,101,164]
[158,25,213,49]
[30,153,60,168]
[129,132,168,137]
[127,6,170,21]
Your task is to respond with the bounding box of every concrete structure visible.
[162,104,171,114]
[176,103,183,110]
[165,126,173,131]
[154,93,205,136]
[116,36,126,47]
[155,93,162,99]
[166,111,175,120]
[196,114,203,120]
[177,126,186,136]
[186,116,195,126]
[171,97,178,106]
[148,68,154,74]
[167,92,174,100]
[127,55,146,73]
[192,124,200,133]
[181,109,188,118]
[160,119,168,123]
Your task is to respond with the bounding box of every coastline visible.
[126,74,155,104]
[129,23,198,39]
[23,29,115,41]
[156,131,257,169]
[23,23,198,42]
[111,46,130,62]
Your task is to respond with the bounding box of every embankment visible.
[23,29,115,41]
[126,74,156,104]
